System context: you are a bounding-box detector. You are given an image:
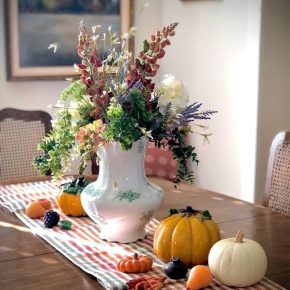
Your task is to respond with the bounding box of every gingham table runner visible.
[0,179,286,290]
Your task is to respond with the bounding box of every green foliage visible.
[34,81,96,178]
[60,80,86,102]
[61,177,90,194]
[102,103,141,150]
[166,128,199,185]
[126,89,153,127]
[102,90,157,150]
[142,40,150,54]
[34,109,78,179]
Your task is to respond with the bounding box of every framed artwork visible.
[5,0,133,81]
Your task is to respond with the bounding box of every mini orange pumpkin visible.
[117,253,153,273]
[58,177,89,217]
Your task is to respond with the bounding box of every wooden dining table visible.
[0,176,289,290]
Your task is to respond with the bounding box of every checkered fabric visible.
[0,118,45,180]
[0,179,286,290]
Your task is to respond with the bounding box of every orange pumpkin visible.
[153,206,221,266]
[57,177,89,217]
[117,253,153,273]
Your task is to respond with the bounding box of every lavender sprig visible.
[179,102,217,124]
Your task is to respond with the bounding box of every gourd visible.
[153,206,221,266]
[25,201,46,218]
[208,231,267,287]
[25,199,51,219]
[117,253,153,273]
[37,198,51,210]
[57,177,89,217]
[186,265,213,290]
[164,257,188,279]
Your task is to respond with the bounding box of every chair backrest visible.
[0,108,52,181]
[145,142,178,181]
[264,131,290,216]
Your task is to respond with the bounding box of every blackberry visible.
[43,210,60,228]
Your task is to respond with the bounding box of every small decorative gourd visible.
[164,257,188,279]
[25,201,46,218]
[208,231,267,287]
[57,177,89,217]
[117,253,153,273]
[37,198,51,210]
[186,265,213,290]
[153,206,221,266]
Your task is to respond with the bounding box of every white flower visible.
[67,101,81,125]
[91,35,99,42]
[122,32,130,40]
[158,74,189,114]
[51,119,57,128]
[129,26,138,36]
[48,42,59,53]
[55,100,64,108]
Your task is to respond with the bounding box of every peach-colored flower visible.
[76,119,105,148]
[75,127,88,144]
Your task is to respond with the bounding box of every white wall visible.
[255,0,290,204]
[135,0,261,201]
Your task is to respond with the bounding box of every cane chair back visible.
[264,131,290,216]
[145,142,178,181]
[0,108,52,181]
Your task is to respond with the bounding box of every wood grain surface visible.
[1,177,289,289]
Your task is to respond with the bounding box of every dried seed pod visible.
[149,42,156,50]
[153,46,159,53]
[161,40,167,48]
[157,49,165,59]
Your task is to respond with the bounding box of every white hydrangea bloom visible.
[158,74,188,114]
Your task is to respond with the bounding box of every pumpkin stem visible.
[133,253,138,259]
[235,230,244,243]
[180,206,200,216]
[200,210,212,220]
[168,207,212,220]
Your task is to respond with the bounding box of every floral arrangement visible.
[34,22,216,185]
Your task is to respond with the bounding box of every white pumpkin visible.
[208,231,267,287]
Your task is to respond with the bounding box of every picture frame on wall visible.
[5,0,133,81]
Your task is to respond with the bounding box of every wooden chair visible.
[145,142,178,181]
[0,108,52,181]
[264,131,290,216]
